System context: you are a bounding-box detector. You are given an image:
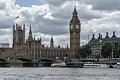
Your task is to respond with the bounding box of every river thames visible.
[0,67,120,80]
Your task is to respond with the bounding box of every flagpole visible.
[15,16,19,25]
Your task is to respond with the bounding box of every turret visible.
[28,25,33,41]
[50,37,54,48]
[98,33,102,39]
[13,23,15,30]
[23,24,25,43]
[13,23,25,50]
[23,24,25,30]
[67,44,69,49]
[105,32,109,38]
[91,34,95,40]
[39,37,41,44]
[13,23,15,47]
[98,33,100,39]
[112,31,116,38]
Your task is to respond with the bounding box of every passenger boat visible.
[83,62,109,68]
[51,62,66,67]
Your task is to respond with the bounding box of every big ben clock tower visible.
[70,7,81,57]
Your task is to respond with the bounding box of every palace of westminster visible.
[0,6,120,59]
[0,7,81,58]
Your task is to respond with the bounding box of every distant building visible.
[88,31,120,58]
[0,43,9,48]
[0,7,81,58]
[0,43,10,54]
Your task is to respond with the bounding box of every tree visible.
[101,42,112,58]
[116,44,120,58]
[76,44,92,58]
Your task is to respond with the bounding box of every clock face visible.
[76,25,79,29]
[71,25,73,29]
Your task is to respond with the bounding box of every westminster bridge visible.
[0,56,120,67]
[0,56,55,67]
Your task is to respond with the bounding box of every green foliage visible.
[76,44,92,58]
[116,44,120,58]
[101,42,112,58]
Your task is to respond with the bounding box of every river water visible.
[0,67,120,80]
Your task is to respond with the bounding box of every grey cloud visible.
[20,1,108,36]
[0,18,13,29]
[43,0,66,6]
[0,2,6,10]
[33,18,69,35]
[51,3,104,22]
[21,10,69,35]
[81,0,120,11]
[20,10,32,19]
[43,0,120,11]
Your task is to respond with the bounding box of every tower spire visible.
[29,25,32,34]
[70,6,79,24]
[50,37,54,48]
[28,25,33,41]
[73,5,77,15]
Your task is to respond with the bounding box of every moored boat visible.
[83,62,109,68]
[112,63,120,68]
[51,62,66,67]
[51,57,67,67]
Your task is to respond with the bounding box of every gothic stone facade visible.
[0,7,81,58]
[88,32,120,58]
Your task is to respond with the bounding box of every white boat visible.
[51,62,66,67]
[51,57,67,67]
[113,63,120,68]
[83,62,109,68]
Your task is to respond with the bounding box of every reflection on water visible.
[0,67,120,80]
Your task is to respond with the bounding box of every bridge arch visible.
[0,58,6,62]
[38,58,54,67]
[16,58,32,62]
[15,58,33,67]
[0,58,8,67]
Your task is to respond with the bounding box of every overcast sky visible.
[0,0,120,47]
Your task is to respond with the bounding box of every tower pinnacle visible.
[50,37,54,48]
[28,25,33,41]
[73,6,77,15]
[70,6,80,24]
